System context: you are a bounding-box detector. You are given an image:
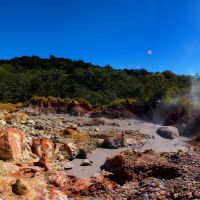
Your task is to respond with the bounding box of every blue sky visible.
[0,0,200,74]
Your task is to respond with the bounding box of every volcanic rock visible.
[32,137,58,169]
[156,126,179,139]
[0,120,6,128]
[101,133,125,149]
[104,149,182,184]
[62,142,79,160]
[0,128,26,160]
[45,170,115,198]
[66,122,78,130]
[63,127,97,155]
[12,179,30,195]
[48,188,69,199]
[81,159,93,166]
[63,162,74,170]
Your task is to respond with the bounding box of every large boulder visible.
[102,133,125,149]
[156,126,179,139]
[0,128,26,160]
[104,150,182,185]
[32,137,59,169]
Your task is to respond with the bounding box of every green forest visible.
[0,56,191,107]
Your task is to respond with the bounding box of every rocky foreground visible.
[0,111,198,199]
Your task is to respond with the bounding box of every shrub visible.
[109,98,136,107]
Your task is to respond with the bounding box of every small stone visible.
[96,139,104,147]
[63,162,74,170]
[57,154,65,161]
[58,121,64,126]
[81,159,93,166]
[66,122,78,130]
[27,120,35,126]
[0,120,7,127]
[62,142,79,160]
[12,179,30,195]
[124,138,136,146]
[102,133,125,149]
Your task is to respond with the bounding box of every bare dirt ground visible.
[64,116,189,178]
[0,111,193,199]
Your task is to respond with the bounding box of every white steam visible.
[191,76,200,104]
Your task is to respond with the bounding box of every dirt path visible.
[65,117,189,178]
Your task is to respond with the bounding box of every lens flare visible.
[147,49,153,55]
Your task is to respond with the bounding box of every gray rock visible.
[26,119,35,126]
[80,159,93,166]
[63,162,74,170]
[156,126,179,139]
[102,134,125,149]
[124,138,137,146]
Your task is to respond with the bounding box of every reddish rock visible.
[32,137,58,169]
[61,142,79,160]
[45,170,115,198]
[91,173,115,190]
[72,177,92,192]
[0,128,26,160]
[47,171,74,188]
[104,150,182,184]
[48,187,69,200]
[73,174,116,197]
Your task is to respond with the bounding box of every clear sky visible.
[0,0,200,74]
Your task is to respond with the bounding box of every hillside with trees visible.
[0,56,191,107]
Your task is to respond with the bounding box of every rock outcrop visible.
[0,128,26,160]
[32,137,59,169]
[97,148,200,199]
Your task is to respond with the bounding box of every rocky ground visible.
[0,110,196,199]
[81,147,200,200]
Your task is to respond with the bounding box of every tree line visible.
[0,56,191,107]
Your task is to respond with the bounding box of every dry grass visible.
[0,103,23,111]
[64,128,91,142]
[110,98,136,107]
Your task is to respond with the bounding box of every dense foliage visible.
[0,56,191,107]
